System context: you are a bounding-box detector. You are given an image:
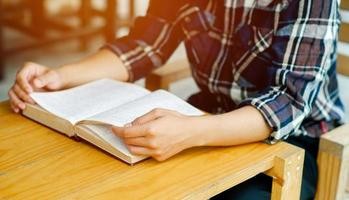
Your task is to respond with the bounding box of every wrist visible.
[55,67,66,89]
[56,64,80,89]
[184,116,212,148]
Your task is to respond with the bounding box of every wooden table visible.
[0,101,305,199]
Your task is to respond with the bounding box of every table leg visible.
[266,148,305,200]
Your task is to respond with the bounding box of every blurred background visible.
[0,0,347,121]
[0,0,196,101]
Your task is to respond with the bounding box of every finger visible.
[132,112,159,126]
[16,69,33,93]
[33,71,59,89]
[8,89,25,110]
[132,108,174,125]
[9,101,19,113]
[112,125,148,138]
[13,84,35,104]
[127,145,153,156]
[123,137,152,148]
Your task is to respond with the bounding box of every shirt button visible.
[184,17,191,23]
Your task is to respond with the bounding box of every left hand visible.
[112,108,200,161]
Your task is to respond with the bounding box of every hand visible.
[112,108,201,161]
[8,62,65,113]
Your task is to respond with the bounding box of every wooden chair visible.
[315,2,349,200]
[145,2,349,199]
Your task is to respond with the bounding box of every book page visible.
[30,79,150,124]
[81,124,135,157]
[83,90,204,126]
[77,124,147,163]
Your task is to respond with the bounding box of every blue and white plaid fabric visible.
[105,0,345,143]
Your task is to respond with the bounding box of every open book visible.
[23,79,203,164]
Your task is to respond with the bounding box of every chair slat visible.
[340,23,349,43]
[341,1,349,10]
[338,53,349,77]
[145,59,191,91]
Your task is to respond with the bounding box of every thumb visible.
[33,71,61,90]
[112,124,148,138]
[131,108,169,126]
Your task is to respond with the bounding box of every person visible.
[8,0,345,199]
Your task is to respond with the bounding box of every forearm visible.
[57,49,129,88]
[190,106,272,147]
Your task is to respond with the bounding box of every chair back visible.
[338,1,349,196]
[338,2,349,77]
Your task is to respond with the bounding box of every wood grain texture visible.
[333,3,349,195]
[267,149,304,200]
[316,124,349,200]
[0,101,305,199]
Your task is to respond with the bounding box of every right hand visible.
[8,62,65,113]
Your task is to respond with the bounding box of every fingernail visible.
[111,128,121,137]
[111,126,119,132]
[34,79,43,87]
[19,103,25,110]
[14,108,19,113]
[28,98,35,104]
[124,123,132,127]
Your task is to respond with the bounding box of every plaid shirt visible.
[104,0,345,143]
